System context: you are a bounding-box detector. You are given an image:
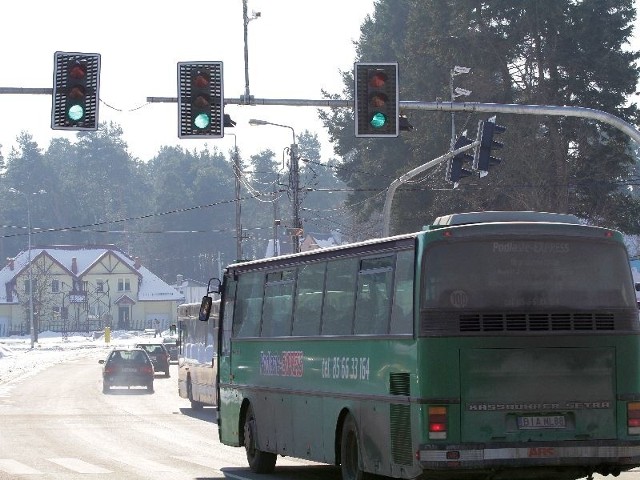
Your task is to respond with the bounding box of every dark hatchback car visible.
[135,342,171,377]
[99,347,155,393]
[162,336,178,362]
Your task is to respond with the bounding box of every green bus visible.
[202,211,640,480]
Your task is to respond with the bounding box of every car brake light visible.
[428,406,447,440]
[628,402,640,434]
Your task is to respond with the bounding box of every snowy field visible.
[0,330,157,387]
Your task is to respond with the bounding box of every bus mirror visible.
[199,296,213,322]
[635,282,640,292]
[207,277,222,295]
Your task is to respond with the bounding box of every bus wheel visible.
[244,403,276,473]
[341,414,366,480]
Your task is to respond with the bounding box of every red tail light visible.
[428,406,447,439]
[628,402,640,434]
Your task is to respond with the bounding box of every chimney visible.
[71,257,78,274]
[176,274,183,285]
[134,257,141,269]
[6,258,14,271]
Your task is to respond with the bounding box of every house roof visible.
[0,245,183,304]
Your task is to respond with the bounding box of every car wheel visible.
[147,382,154,393]
[165,369,170,378]
[102,382,110,394]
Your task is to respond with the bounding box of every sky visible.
[0,0,375,163]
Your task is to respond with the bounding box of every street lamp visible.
[450,65,472,149]
[249,118,302,254]
[9,188,46,348]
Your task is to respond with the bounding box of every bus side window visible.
[262,293,294,337]
[234,272,264,338]
[354,270,392,335]
[321,257,358,335]
[292,262,326,336]
[390,250,415,334]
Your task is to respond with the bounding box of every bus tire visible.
[341,414,366,480]
[244,403,276,473]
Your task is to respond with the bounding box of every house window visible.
[24,279,36,294]
[118,278,131,292]
[96,280,104,292]
[52,280,60,293]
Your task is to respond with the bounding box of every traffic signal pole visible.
[144,96,640,146]
[381,140,479,237]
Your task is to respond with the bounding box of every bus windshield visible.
[423,238,636,310]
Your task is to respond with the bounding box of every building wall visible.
[0,252,179,336]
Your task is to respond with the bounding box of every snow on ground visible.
[0,330,159,386]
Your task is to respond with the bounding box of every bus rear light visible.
[628,403,640,434]
[428,406,447,439]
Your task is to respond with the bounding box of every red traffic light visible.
[69,63,86,80]
[193,72,209,88]
[369,71,387,88]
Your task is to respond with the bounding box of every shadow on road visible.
[179,406,217,422]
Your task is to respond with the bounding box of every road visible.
[0,348,338,480]
[3,348,640,480]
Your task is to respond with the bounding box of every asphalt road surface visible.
[0,348,336,480]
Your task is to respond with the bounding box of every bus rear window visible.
[422,239,636,310]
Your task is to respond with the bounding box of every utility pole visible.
[241,0,260,104]
[290,142,301,253]
[227,133,243,261]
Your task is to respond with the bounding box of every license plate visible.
[518,415,566,429]
[122,367,138,373]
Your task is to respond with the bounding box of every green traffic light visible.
[67,104,85,122]
[370,112,387,129]
[194,112,211,130]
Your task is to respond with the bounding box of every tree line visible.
[0,124,348,284]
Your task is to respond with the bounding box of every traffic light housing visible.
[446,135,475,185]
[354,62,399,137]
[51,51,101,131]
[178,61,224,138]
[476,116,506,177]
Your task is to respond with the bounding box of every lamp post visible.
[249,119,301,253]
[226,133,243,261]
[9,188,46,348]
[450,66,472,149]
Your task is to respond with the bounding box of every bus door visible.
[217,275,237,444]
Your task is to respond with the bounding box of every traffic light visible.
[446,135,475,185]
[177,61,224,138]
[354,62,399,137]
[51,51,101,131]
[476,116,506,177]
